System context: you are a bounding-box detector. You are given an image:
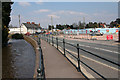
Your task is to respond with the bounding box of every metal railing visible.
[40,34,120,80]
[37,37,45,80]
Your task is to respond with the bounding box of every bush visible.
[12,33,24,39]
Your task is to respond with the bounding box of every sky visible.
[9,2,118,28]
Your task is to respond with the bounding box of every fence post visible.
[63,39,65,56]
[77,44,80,72]
[56,37,58,49]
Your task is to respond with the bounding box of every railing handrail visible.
[37,37,45,79]
[65,49,78,59]
[65,41,77,48]
[78,46,120,66]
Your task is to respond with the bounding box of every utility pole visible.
[18,14,21,34]
[51,16,53,34]
[83,17,85,29]
[118,1,120,42]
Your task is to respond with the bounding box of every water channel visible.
[2,39,35,78]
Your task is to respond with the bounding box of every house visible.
[20,22,42,34]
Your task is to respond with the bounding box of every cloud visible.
[35,0,43,5]
[18,2,31,6]
[35,0,43,4]
[34,9,50,13]
[47,14,60,19]
[69,11,88,15]
[52,10,88,16]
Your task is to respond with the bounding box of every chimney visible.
[27,22,30,24]
[32,22,35,24]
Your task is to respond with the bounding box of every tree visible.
[85,24,89,28]
[56,24,64,30]
[72,23,78,29]
[48,25,54,30]
[70,25,73,29]
[116,18,120,24]
[93,22,98,28]
[110,21,116,28]
[78,21,83,29]
[2,2,13,47]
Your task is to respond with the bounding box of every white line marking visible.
[45,37,119,54]
[78,44,119,54]
[36,47,40,49]
[54,38,119,54]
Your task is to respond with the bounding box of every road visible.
[40,35,120,79]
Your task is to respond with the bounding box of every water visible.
[2,39,35,78]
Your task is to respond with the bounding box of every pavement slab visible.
[41,39,85,78]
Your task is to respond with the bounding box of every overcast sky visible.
[9,2,118,28]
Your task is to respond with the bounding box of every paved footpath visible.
[41,39,85,78]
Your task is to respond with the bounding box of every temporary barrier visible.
[98,30,100,32]
[107,35,113,40]
[116,29,119,32]
[63,28,119,34]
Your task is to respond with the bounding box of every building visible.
[20,22,42,34]
[9,27,24,34]
[9,22,42,34]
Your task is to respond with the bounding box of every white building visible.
[21,22,42,34]
[9,22,42,34]
[9,27,24,34]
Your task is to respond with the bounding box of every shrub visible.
[12,33,24,39]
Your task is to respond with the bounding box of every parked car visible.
[25,32,31,36]
[89,31,103,36]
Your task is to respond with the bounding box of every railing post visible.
[49,35,50,44]
[77,44,80,72]
[37,40,42,80]
[52,36,53,46]
[38,38,41,47]
[47,35,48,42]
[46,35,47,42]
[37,68,42,80]
[56,37,58,49]
[63,39,65,56]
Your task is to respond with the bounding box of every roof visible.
[22,23,42,29]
